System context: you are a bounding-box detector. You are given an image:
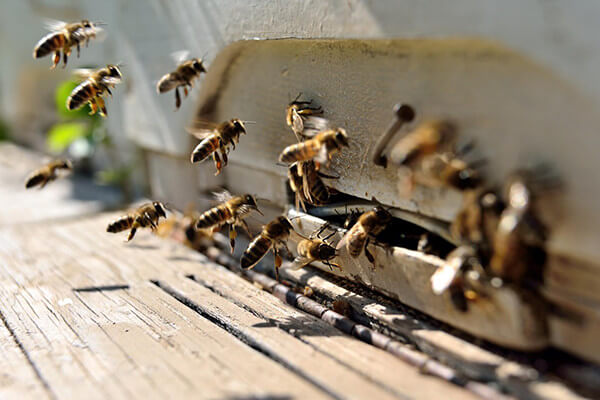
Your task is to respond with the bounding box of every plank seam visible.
[0,308,57,400]
[151,279,345,400]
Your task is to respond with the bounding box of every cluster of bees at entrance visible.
[25,19,558,312]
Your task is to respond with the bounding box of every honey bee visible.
[489,170,551,283]
[288,161,336,211]
[415,150,483,191]
[293,223,341,271]
[195,191,262,252]
[157,51,206,110]
[33,19,104,69]
[189,118,248,175]
[337,206,392,264]
[25,159,73,189]
[285,94,324,140]
[241,216,294,281]
[279,128,349,170]
[388,120,456,167]
[66,64,122,117]
[431,245,485,312]
[107,202,167,242]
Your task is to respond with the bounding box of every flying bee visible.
[241,216,294,281]
[25,159,73,189]
[279,128,349,170]
[189,118,248,175]
[293,223,341,271]
[489,169,554,284]
[337,205,392,265]
[157,51,206,110]
[33,19,104,69]
[388,120,456,167]
[285,94,325,140]
[195,191,262,253]
[106,202,167,242]
[431,245,486,312]
[66,64,122,117]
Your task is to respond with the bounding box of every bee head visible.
[277,216,294,231]
[107,64,122,78]
[335,128,349,147]
[153,202,167,218]
[243,194,263,215]
[231,119,247,134]
[60,159,73,170]
[318,243,337,260]
[373,206,392,223]
[192,58,206,73]
[81,20,93,28]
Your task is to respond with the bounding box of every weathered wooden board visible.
[285,208,548,350]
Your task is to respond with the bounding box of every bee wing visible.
[430,264,459,295]
[302,116,330,136]
[171,50,190,65]
[43,18,68,32]
[314,145,329,165]
[71,68,94,81]
[336,223,362,252]
[100,76,122,86]
[213,190,233,203]
[187,127,217,140]
[72,25,107,42]
[290,109,304,134]
[291,256,312,270]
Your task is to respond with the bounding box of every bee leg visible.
[62,50,69,68]
[145,213,158,230]
[96,97,107,117]
[240,219,252,237]
[274,248,282,282]
[229,224,237,254]
[106,87,112,97]
[126,227,138,242]
[221,150,228,166]
[213,152,223,175]
[364,238,376,265]
[174,87,181,110]
[183,86,189,97]
[76,42,81,57]
[229,138,236,150]
[51,51,60,69]
[89,100,98,116]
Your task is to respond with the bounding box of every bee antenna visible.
[289,215,303,221]
[275,162,288,168]
[241,120,256,124]
[116,62,126,68]
[292,92,303,103]
[93,21,108,26]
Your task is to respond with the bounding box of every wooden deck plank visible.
[0,225,332,400]
[0,213,476,400]
[0,314,51,400]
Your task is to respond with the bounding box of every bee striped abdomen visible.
[196,205,230,229]
[67,81,96,110]
[107,215,134,233]
[347,226,367,258]
[33,32,65,58]
[157,73,182,93]
[279,141,319,163]
[191,135,220,163]
[25,172,46,188]
[308,176,329,204]
[241,235,271,269]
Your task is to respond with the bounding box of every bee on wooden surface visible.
[195,191,262,253]
[279,128,349,170]
[293,223,341,271]
[388,120,456,167]
[189,118,248,175]
[431,245,485,312]
[489,170,553,284]
[25,159,73,189]
[451,188,504,259]
[337,205,392,265]
[157,51,206,110]
[106,202,167,242]
[154,205,212,251]
[415,150,483,191]
[285,94,325,140]
[66,64,122,117]
[33,19,104,69]
[288,161,337,211]
[241,216,294,281]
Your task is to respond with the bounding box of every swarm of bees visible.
[26,18,562,320]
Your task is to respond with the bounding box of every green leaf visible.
[46,122,88,153]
